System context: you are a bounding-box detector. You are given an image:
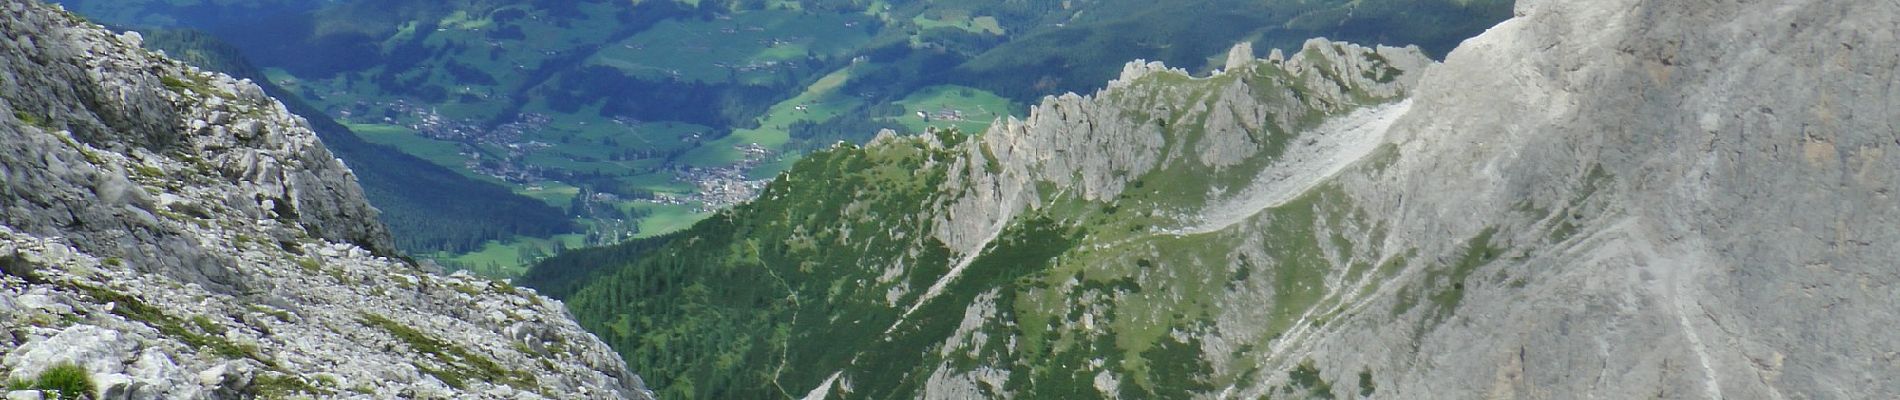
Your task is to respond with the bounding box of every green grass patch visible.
[12,110,53,130]
[70,282,269,365]
[628,203,710,238]
[250,373,332,399]
[911,12,1004,35]
[10,362,96,400]
[1425,227,1501,320]
[589,10,875,84]
[346,123,490,177]
[884,85,1017,135]
[681,66,863,168]
[518,182,582,209]
[429,234,587,279]
[359,313,536,391]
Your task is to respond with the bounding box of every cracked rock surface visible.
[0,1,651,398]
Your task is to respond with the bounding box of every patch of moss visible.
[1284,360,1335,399]
[296,258,321,272]
[13,110,53,130]
[71,282,268,364]
[130,164,164,178]
[249,373,331,399]
[359,313,536,391]
[1426,227,1502,321]
[51,133,105,165]
[1357,367,1375,396]
[160,76,191,91]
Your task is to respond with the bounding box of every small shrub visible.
[13,111,52,129]
[34,362,98,400]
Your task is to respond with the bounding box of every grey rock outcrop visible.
[0,1,651,398]
[0,0,391,295]
[933,39,1427,256]
[1278,0,1900,397]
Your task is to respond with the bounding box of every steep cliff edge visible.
[0,1,650,398]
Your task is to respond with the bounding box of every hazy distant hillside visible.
[50,0,315,28]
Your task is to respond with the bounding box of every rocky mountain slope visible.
[0,1,649,398]
[528,33,1432,398]
[530,0,1900,398]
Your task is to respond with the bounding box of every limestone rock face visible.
[883,1,1900,398]
[933,40,1427,256]
[0,0,392,295]
[1274,0,1900,398]
[0,1,650,398]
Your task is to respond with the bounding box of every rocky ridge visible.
[773,0,1900,398]
[0,1,649,398]
[800,39,1433,398]
[932,38,1428,258]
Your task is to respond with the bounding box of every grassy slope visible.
[552,136,966,399]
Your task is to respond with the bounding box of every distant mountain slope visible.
[528,38,1432,398]
[44,0,313,28]
[529,0,1900,399]
[0,1,647,397]
[951,0,1513,101]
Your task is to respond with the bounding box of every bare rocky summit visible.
[0,1,650,398]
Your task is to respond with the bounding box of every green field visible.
[682,65,863,167]
[590,10,875,84]
[434,234,587,278]
[885,85,1018,134]
[912,11,1005,35]
[627,203,711,238]
[518,181,582,209]
[346,123,498,181]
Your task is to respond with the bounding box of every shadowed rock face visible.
[0,1,650,398]
[0,0,393,295]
